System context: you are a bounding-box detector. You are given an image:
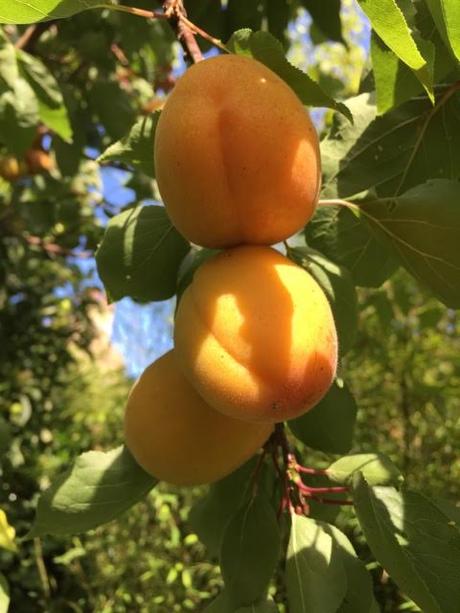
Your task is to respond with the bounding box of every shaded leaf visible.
[305,205,398,288]
[323,524,377,613]
[328,453,402,486]
[227,29,352,120]
[289,380,357,455]
[176,247,219,305]
[189,458,258,558]
[30,446,156,537]
[220,490,280,607]
[323,90,460,200]
[286,514,347,613]
[360,179,460,308]
[0,0,105,24]
[98,113,160,178]
[301,0,343,43]
[0,416,11,455]
[89,80,136,141]
[353,477,460,613]
[96,205,190,303]
[18,50,72,142]
[289,246,358,354]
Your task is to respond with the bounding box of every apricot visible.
[124,350,272,486]
[154,54,320,248]
[174,246,338,423]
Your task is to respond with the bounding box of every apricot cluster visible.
[124,54,337,486]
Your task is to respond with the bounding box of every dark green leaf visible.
[176,247,219,305]
[321,91,460,200]
[89,80,136,141]
[189,458,257,558]
[96,205,190,303]
[360,179,460,308]
[328,453,402,486]
[98,113,159,178]
[353,477,460,613]
[301,0,343,42]
[286,514,347,613]
[357,0,434,99]
[220,490,280,607]
[289,246,358,354]
[17,50,72,141]
[30,446,157,537]
[0,0,105,24]
[322,524,377,613]
[0,416,11,455]
[227,29,352,121]
[289,380,357,455]
[305,205,398,288]
[432,498,460,526]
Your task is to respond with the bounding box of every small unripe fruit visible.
[0,156,26,182]
[124,350,273,486]
[174,246,338,423]
[154,54,321,248]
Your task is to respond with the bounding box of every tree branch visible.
[163,0,203,64]
[15,21,57,51]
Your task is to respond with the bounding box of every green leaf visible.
[89,80,136,141]
[305,205,398,288]
[353,477,460,613]
[300,0,344,43]
[322,524,377,613]
[321,91,460,200]
[98,113,160,178]
[289,246,358,354]
[357,0,434,99]
[425,0,460,61]
[432,498,460,526]
[328,453,402,486]
[0,573,9,613]
[360,179,460,308]
[220,490,280,607]
[0,416,11,454]
[17,50,72,142]
[29,446,156,537]
[289,380,357,455]
[370,1,458,115]
[0,0,106,24]
[0,35,38,153]
[189,458,258,558]
[286,514,347,613]
[176,247,220,305]
[235,597,279,612]
[227,29,352,121]
[96,205,190,303]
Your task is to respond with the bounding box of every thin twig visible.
[15,21,57,51]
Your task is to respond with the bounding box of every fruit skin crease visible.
[154,53,321,249]
[124,350,273,486]
[174,246,338,423]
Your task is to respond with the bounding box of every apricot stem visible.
[318,198,359,212]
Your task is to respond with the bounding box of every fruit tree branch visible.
[163,0,203,64]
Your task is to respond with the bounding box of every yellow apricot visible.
[174,246,338,423]
[154,54,320,248]
[124,350,272,486]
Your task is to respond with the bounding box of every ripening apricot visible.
[124,350,273,486]
[154,54,320,248]
[174,246,338,423]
